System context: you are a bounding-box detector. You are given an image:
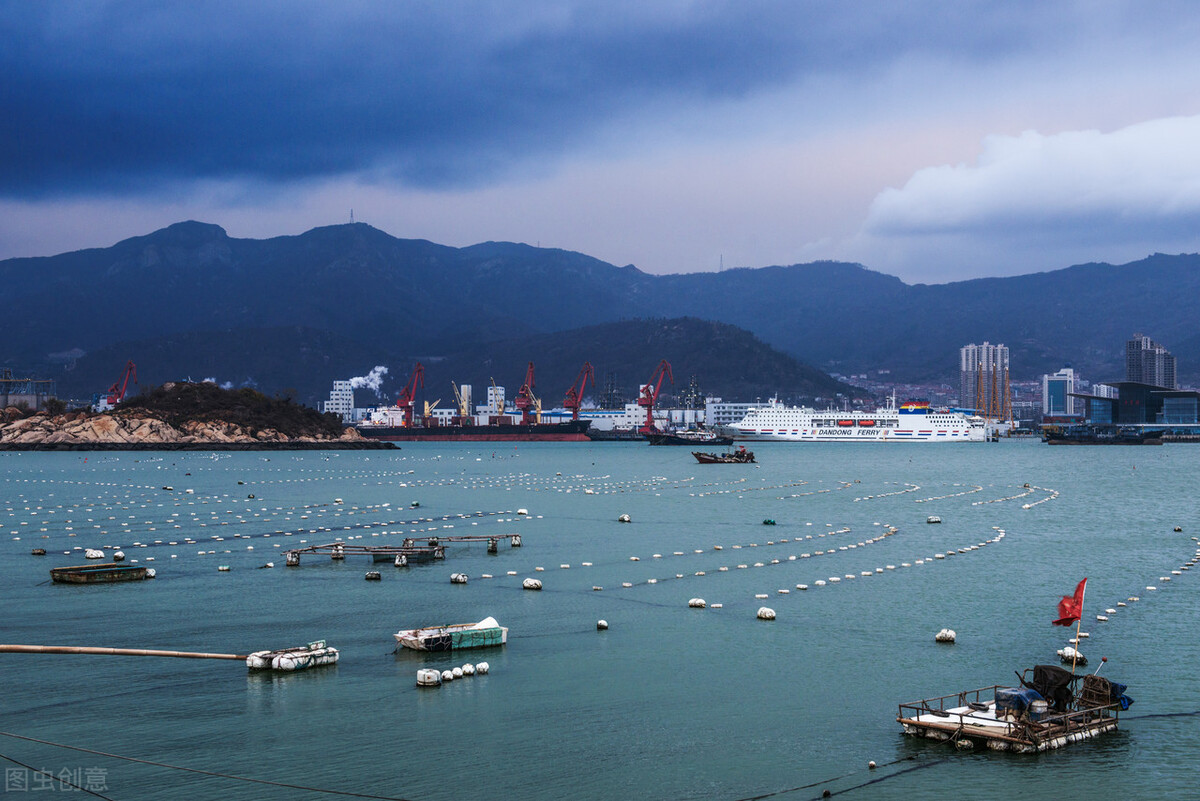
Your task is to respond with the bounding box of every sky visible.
[4,1,1200,284]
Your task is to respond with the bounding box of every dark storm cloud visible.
[0,0,1036,197]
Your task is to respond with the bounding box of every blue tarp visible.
[995,686,1043,714]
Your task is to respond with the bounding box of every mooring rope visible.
[729,754,948,801]
[0,731,417,800]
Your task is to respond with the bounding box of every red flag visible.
[1052,578,1087,626]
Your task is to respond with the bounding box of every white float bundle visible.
[522,578,542,590]
[418,661,490,687]
[935,628,956,643]
[246,640,340,671]
[1057,645,1087,666]
[84,548,105,559]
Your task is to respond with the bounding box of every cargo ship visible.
[357,417,591,442]
[722,397,986,442]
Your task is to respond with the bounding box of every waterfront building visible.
[1125,333,1176,388]
[321,380,355,422]
[959,342,1009,417]
[1042,368,1077,417]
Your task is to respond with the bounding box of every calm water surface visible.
[2,441,1197,799]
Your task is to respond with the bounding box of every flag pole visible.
[1071,581,1087,678]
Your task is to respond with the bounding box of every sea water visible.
[1,442,1197,800]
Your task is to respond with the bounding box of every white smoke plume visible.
[349,366,389,397]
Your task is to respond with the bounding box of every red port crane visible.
[513,361,540,425]
[395,362,425,428]
[637,359,673,434]
[563,361,595,421]
[106,360,138,406]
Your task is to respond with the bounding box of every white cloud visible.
[853,115,1200,281]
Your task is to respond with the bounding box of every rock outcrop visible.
[0,410,380,450]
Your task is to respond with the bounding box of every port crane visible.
[563,362,595,421]
[513,362,541,425]
[105,360,138,407]
[451,382,471,424]
[395,363,425,428]
[637,359,673,434]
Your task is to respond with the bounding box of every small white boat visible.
[393,616,508,652]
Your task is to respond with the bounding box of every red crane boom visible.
[563,361,595,421]
[396,362,425,428]
[106,360,138,406]
[637,359,673,434]
[513,361,539,425]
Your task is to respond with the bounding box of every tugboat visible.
[692,445,755,464]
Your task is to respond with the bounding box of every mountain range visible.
[3,220,1197,406]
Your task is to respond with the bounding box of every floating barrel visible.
[487,538,498,553]
[365,571,382,581]
[618,514,631,523]
[450,573,468,584]
[441,669,454,682]
[286,552,301,566]
[85,549,105,559]
[688,598,706,608]
[935,628,956,643]
[417,669,442,687]
[511,535,521,547]
[757,607,776,621]
[112,551,125,562]
[462,663,476,675]
[522,578,543,591]
[394,554,407,567]
[451,666,464,679]
[597,620,608,630]
[476,662,489,674]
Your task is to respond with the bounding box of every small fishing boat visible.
[898,664,1132,752]
[50,563,152,584]
[394,616,508,652]
[692,446,755,464]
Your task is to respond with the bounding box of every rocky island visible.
[0,381,392,450]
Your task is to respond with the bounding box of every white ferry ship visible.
[724,397,986,442]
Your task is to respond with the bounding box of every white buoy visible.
[84,548,105,559]
[757,607,776,621]
[523,578,543,590]
[441,669,455,682]
[935,628,956,643]
[218,565,231,572]
[450,572,468,584]
[417,668,442,687]
[462,663,476,675]
[112,551,126,562]
[688,598,706,608]
[451,666,464,679]
[618,514,631,523]
[517,508,528,515]
[597,620,608,630]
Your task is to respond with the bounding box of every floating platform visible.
[284,534,522,566]
[246,640,339,671]
[898,667,1129,753]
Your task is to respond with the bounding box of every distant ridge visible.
[3,222,1198,403]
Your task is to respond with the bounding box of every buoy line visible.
[914,485,983,503]
[971,485,1038,505]
[1079,537,1199,631]
[0,730,420,800]
[1020,485,1060,509]
[852,482,920,502]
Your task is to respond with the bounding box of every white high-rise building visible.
[322,380,355,422]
